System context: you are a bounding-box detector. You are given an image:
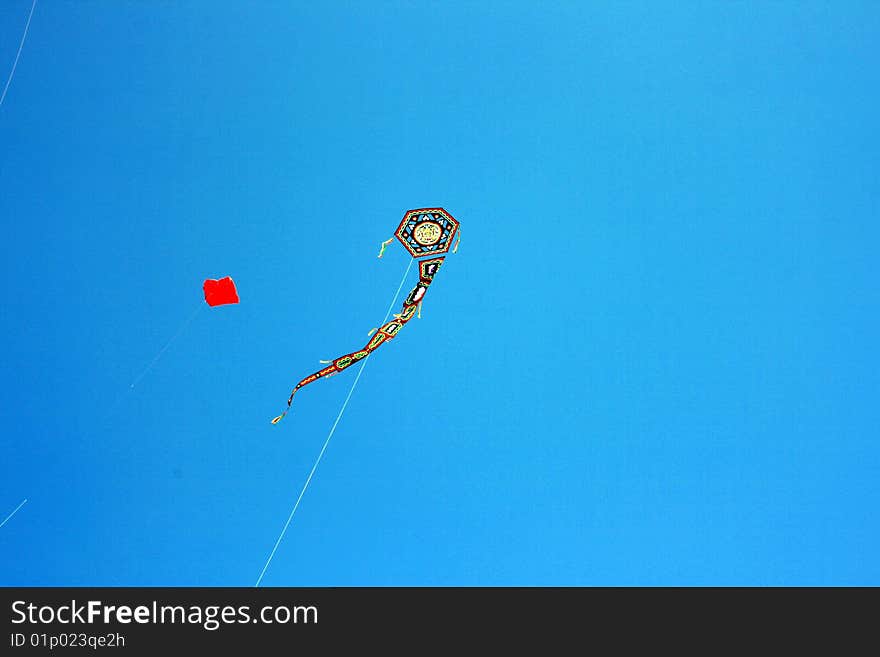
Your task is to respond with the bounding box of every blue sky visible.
[1,2,877,586]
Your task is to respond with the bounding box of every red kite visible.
[203,276,240,307]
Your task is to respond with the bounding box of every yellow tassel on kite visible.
[377,237,394,258]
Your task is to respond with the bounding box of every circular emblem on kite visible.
[394,208,459,258]
[413,221,442,246]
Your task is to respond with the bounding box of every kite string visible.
[101,302,205,424]
[0,0,37,108]
[255,257,414,587]
[129,302,205,389]
[0,498,27,530]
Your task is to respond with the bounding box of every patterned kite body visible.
[271,208,459,425]
[395,208,459,257]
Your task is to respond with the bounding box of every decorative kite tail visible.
[271,387,299,424]
[377,237,394,258]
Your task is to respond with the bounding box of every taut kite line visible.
[271,207,460,424]
[0,0,38,109]
[256,208,459,585]
[0,498,27,530]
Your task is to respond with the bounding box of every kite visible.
[271,207,460,424]
[203,276,240,307]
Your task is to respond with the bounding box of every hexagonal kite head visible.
[395,208,459,258]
